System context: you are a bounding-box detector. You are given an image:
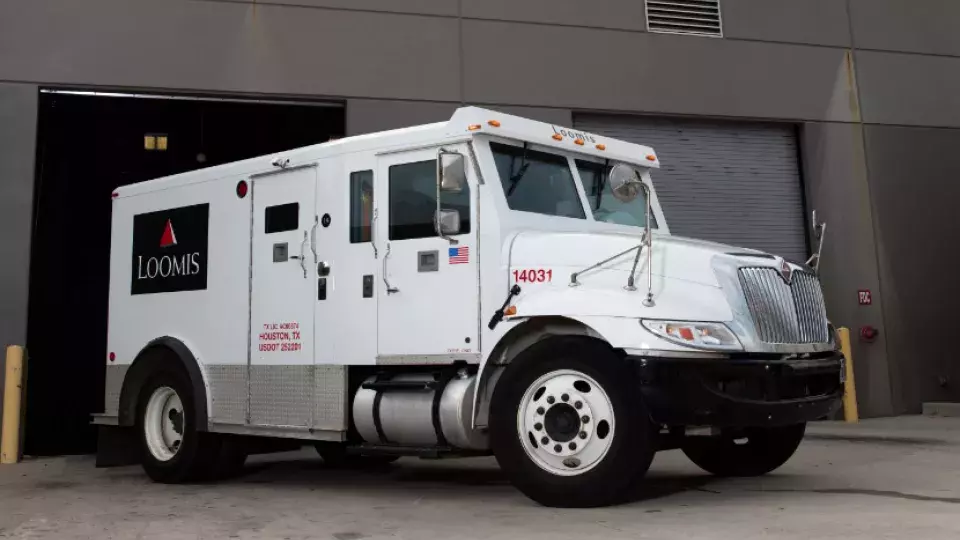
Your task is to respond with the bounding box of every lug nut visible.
[534,422,543,431]
[569,442,577,451]
[547,396,555,404]
[561,393,569,402]
[579,431,587,439]
[581,415,590,423]
[536,407,545,415]
[541,436,549,445]
[574,401,583,410]
[554,444,562,453]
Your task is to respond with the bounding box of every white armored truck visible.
[96,107,843,507]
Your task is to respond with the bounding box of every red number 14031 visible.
[513,269,552,283]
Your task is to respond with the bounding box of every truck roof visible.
[114,106,659,198]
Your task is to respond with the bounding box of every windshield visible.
[491,142,586,220]
[576,159,653,228]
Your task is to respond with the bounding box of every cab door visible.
[248,166,317,426]
[375,145,479,360]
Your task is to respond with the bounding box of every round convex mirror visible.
[608,164,643,203]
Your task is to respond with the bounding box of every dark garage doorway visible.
[26,91,345,455]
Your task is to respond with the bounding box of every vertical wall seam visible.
[458,0,465,106]
[845,0,899,414]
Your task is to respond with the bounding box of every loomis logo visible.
[160,220,177,247]
[131,204,209,295]
[551,125,597,144]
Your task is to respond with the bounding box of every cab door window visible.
[388,160,470,240]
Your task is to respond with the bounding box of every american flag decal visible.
[448,246,469,264]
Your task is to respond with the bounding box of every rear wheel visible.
[681,423,806,477]
[136,367,220,483]
[490,337,655,508]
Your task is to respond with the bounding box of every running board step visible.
[353,444,490,460]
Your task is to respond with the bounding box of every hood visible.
[508,230,763,287]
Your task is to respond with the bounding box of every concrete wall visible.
[863,125,960,410]
[801,122,894,416]
[0,0,958,416]
[0,83,38,420]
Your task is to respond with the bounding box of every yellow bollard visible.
[837,328,859,423]
[1,346,26,464]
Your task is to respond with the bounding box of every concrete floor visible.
[1,417,959,539]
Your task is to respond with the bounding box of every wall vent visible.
[646,0,723,37]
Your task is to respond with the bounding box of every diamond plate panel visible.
[207,364,248,424]
[103,364,128,417]
[314,365,347,431]
[250,365,314,426]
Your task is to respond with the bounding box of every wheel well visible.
[117,337,209,431]
[474,317,612,428]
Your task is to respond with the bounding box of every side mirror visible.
[608,163,643,203]
[436,209,461,236]
[439,151,466,193]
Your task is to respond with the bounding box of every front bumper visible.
[632,351,843,428]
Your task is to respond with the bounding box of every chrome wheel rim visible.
[517,369,615,476]
[144,386,184,462]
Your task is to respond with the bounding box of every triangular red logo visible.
[160,219,178,248]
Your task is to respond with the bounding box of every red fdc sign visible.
[858,290,872,305]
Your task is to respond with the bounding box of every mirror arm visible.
[806,222,826,273]
[642,183,655,307]
[570,244,640,287]
[623,182,655,307]
[625,234,645,291]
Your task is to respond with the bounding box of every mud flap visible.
[95,425,139,467]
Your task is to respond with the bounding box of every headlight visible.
[640,320,743,351]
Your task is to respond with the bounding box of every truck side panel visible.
[107,172,252,425]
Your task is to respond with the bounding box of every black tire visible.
[314,443,399,468]
[681,423,806,477]
[136,366,220,483]
[489,336,656,508]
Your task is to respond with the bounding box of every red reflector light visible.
[236,180,249,198]
[679,327,695,341]
[111,191,119,199]
[108,352,116,362]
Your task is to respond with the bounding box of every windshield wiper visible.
[505,144,530,197]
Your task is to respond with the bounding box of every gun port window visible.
[389,160,470,241]
[491,142,585,220]
[349,170,374,243]
[264,202,299,234]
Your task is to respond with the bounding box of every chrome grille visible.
[738,268,828,344]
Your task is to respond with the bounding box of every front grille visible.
[738,268,828,344]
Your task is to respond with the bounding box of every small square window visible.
[389,160,470,241]
[265,203,299,234]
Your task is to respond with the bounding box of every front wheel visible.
[681,423,806,477]
[490,337,656,508]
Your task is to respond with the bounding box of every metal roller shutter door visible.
[575,115,808,262]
